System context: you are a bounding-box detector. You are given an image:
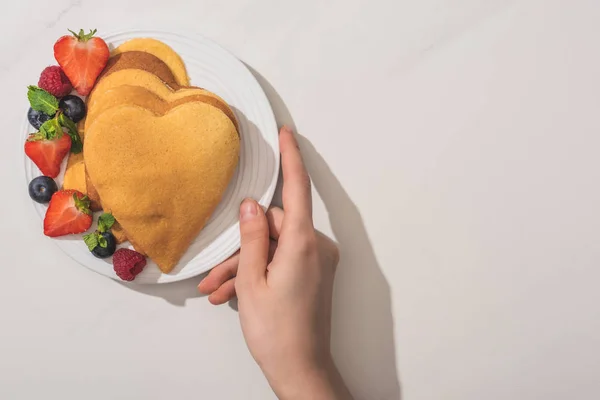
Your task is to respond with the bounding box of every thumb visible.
[236,198,269,290]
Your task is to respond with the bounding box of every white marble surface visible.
[1,0,600,399]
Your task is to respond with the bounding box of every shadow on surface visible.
[114,272,207,307]
[248,65,402,400]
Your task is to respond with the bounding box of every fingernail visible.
[281,125,293,135]
[240,199,258,221]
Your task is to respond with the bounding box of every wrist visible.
[266,355,352,400]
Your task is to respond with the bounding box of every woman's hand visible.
[198,127,352,399]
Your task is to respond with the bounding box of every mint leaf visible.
[58,113,83,154]
[39,118,62,140]
[98,235,108,248]
[97,213,115,233]
[83,233,99,251]
[27,86,59,115]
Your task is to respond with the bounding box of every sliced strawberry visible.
[44,190,93,237]
[25,133,71,178]
[54,29,109,96]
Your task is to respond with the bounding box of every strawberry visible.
[24,130,71,178]
[44,190,93,237]
[54,29,109,96]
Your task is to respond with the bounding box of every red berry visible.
[54,29,109,96]
[38,66,72,98]
[25,133,71,178]
[44,190,93,237]
[113,249,147,281]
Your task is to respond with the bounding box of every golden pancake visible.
[78,70,237,209]
[85,85,238,132]
[78,52,180,139]
[86,69,237,128]
[61,152,86,193]
[64,55,181,207]
[112,38,190,87]
[85,174,102,212]
[100,51,179,89]
[111,221,128,244]
[111,221,145,252]
[81,84,239,243]
[83,82,238,212]
[84,103,240,273]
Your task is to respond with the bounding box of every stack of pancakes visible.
[63,38,240,273]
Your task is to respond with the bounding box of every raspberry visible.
[38,66,72,98]
[113,249,147,281]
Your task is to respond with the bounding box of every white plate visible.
[23,30,279,283]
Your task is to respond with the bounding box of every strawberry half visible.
[25,131,71,178]
[44,190,93,237]
[54,29,109,96]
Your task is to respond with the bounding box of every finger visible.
[266,240,278,271]
[268,239,277,264]
[208,278,236,305]
[279,126,313,230]
[206,240,276,303]
[266,207,284,240]
[237,198,269,290]
[197,252,239,294]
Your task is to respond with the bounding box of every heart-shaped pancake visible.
[85,85,238,132]
[112,38,190,86]
[84,102,240,273]
[99,51,179,89]
[86,69,237,127]
[84,85,239,244]
[79,71,238,210]
[83,81,238,217]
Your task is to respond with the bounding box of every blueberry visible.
[59,95,86,123]
[28,176,58,203]
[27,107,54,130]
[92,231,117,259]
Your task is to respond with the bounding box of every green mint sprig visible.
[27,86,59,115]
[83,213,116,251]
